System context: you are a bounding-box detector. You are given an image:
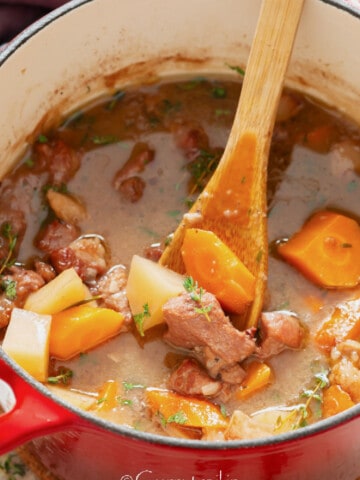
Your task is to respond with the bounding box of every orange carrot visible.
[181,228,256,313]
[146,389,228,429]
[92,380,119,412]
[322,384,355,418]
[314,298,360,353]
[278,210,360,288]
[236,360,273,400]
[50,305,124,360]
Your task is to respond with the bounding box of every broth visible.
[1,76,360,440]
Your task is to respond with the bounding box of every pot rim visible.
[1,0,360,452]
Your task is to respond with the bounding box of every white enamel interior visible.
[0,0,359,176]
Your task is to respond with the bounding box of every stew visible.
[0,74,360,441]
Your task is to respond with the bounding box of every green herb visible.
[278,370,330,431]
[122,381,145,391]
[106,90,126,111]
[220,404,228,418]
[212,86,227,98]
[167,209,182,218]
[162,99,182,114]
[37,134,48,143]
[24,157,34,168]
[0,223,18,276]
[226,63,245,76]
[188,148,221,194]
[117,397,133,406]
[1,279,17,300]
[178,77,204,90]
[215,108,231,117]
[0,454,26,479]
[92,134,119,145]
[42,182,68,195]
[183,276,212,322]
[47,368,73,385]
[167,411,188,425]
[133,303,151,337]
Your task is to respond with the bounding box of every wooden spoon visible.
[159,0,305,329]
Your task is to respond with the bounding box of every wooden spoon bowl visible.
[160,0,305,329]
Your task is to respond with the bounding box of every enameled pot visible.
[1,1,360,478]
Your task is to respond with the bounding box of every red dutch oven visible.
[1,0,360,478]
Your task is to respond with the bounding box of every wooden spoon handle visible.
[160,0,304,328]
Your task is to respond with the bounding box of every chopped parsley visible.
[0,454,26,479]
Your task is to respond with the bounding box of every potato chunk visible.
[126,255,185,333]
[2,308,52,382]
[24,267,87,315]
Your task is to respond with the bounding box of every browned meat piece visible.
[36,219,80,253]
[163,291,256,380]
[117,176,145,203]
[92,264,132,328]
[34,139,81,185]
[34,260,56,283]
[51,236,108,285]
[171,123,209,161]
[143,243,163,262]
[168,358,222,398]
[113,142,154,190]
[257,310,305,359]
[0,266,45,328]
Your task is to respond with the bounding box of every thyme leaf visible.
[133,303,150,337]
[0,222,18,276]
[47,368,73,385]
[0,454,26,479]
[183,276,212,322]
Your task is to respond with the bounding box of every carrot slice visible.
[278,210,360,288]
[92,380,119,412]
[236,360,273,400]
[181,228,256,313]
[146,389,228,429]
[314,298,360,353]
[50,305,124,360]
[322,384,355,418]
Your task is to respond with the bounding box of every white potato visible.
[126,255,185,333]
[2,308,52,382]
[24,267,87,314]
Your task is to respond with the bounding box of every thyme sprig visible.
[0,454,26,479]
[47,367,73,385]
[0,222,18,276]
[183,276,212,322]
[276,370,330,431]
[133,303,150,337]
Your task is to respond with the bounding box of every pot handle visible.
[0,355,77,454]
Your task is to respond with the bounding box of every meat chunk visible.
[113,142,154,188]
[257,310,305,359]
[171,123,210,161]
[0,266,45,328]
[92,264,132,328]
[36,219,80,253]
[34,139,81,185]
[163,291,256,380]
[117,176,145,203]
[51,236,108,285]
[168,358,222,398]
